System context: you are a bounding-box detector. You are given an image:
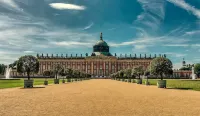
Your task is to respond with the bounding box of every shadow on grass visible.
[166,87,193,90]
[20,86,45,89]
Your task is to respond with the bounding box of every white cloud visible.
[109,34,189,48]
[173,63,183,69]
[109,39,151,47]
[0,49,23,65]
[167,0,200,19]
[0,6,98,64]
[134,45,146,49]
[49,3,86,10]
[50,41,92,47]
[83,22,94,30]
[24,51,35,53]
[184,30,200,36]
[135,0,165,30]
[191,44,200,47]
[133,45,149,53]
[163,44,189,47]
[164,52,187,58]
[0,0,22,11]
[194,58,200,62]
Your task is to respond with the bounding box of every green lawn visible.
[2,79,200,91]
[0,79,74,89]
[141,79,200,91]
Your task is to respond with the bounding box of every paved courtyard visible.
[1,79,200,116]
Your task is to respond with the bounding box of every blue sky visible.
[0,0,200,69]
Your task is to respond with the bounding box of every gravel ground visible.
[1,79,200,116]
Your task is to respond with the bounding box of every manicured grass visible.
[121,79,200,91]
[0,78,77,89]
[142,79,200,91]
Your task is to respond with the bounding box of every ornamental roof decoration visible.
[94,32,109,46]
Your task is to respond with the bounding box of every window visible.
[112,65,114,69]
[43,65,45,70]
[100,65,103,69]
[106,65,109,69]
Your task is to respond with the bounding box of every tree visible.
[58,68,65,76]
[79,72,84,80]
[133,66,145,79]
[194,63,200,78]
[9,60,18,68]
[144,66,151,78]
[66,68,73,79]
[43,70,51,76]
[131,68,136,79]
[43,70,52,81]
[77,71,81,80]
[119,70,124,79]
[150,57,173,80]
[167,69,173,78]
[0,64,6,75]
[17,55,39,80]
[144,71,150,77]
[125,69,132,79]
[73,70,78,81]
[58,68,66,80]
[53,63,63,79]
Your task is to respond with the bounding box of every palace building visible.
[12,33,167,78]
[173,58,193,79]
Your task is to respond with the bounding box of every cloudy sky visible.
[0,0,200,69]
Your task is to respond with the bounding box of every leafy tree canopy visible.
[17,55,39,79]
[17,55,39,74]
[133,66,145,77]
[9,60,18,68]
[194,63,200,75]
[0,64,6,75]
[124,68,132,78]
[150,57,173,80]
[43,70,53,76]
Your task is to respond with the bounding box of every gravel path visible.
[1,79,200,116]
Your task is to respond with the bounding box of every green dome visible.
[95,40,108,46]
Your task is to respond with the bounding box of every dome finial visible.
[183,58,186,67]
[100,32,103,40]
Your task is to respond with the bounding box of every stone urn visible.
[24,79,34,88]
[44,80,48,85]
[157,80,166,88]
[54,79,59,84]
[136,79,142,84]
[62,79,65,83]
